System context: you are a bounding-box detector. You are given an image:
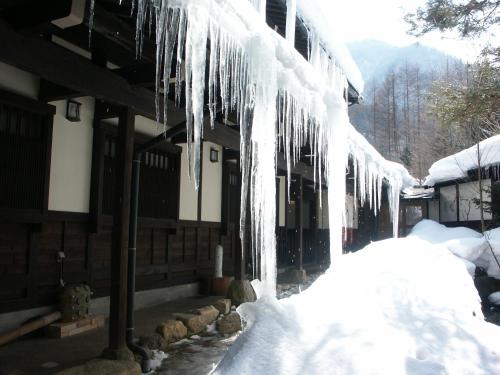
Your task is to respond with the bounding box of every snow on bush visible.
[409,220,500,280]
[408,220,482,245]
[215,235,500,374]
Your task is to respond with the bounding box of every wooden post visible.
[295,174,303,270]
[103,108,134,360]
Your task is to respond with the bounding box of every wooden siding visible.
[0,215,237,313]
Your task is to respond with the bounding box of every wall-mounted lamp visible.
[66,100,81,122]
[210,148,219,163]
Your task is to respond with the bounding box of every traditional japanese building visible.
[417,135,500,232]
[0,0,411,365]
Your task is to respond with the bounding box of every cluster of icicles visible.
[102,0,404,296]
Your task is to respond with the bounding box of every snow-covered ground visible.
[214,220,500,374]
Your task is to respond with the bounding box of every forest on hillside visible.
[349,43,499,182]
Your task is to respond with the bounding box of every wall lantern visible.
[66,100,81,122]
[210,148,219,163]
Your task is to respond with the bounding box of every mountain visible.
[346,40,465,174]
[347,40,462,86]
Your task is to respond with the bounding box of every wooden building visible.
[0,0,375,360]
[401,137,500,234]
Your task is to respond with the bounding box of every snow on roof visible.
[346,123,416,189]
[295,0,364,94]
[402,186,435,200]
[425,134,500,186]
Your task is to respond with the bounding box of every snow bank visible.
[215,237,500,374]
[408,220,483,245]
[425,134,500,186]
[409,220,500,280]
[489,292,500,305]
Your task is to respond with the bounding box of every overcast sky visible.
[329,0,497,62]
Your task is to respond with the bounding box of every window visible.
[0,90,54,212]
[101,132,181,220]
[405,205,423,226]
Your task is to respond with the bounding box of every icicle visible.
[124,0,408,301]
[184,6,209,190]
[285,0,296,46]
[88,0,95,47]
[249,0,267,19]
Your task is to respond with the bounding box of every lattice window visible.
[102,133,181,220]
[0,91,53,211]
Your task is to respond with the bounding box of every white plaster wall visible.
[48,97,94,213]
[459,179,492,221]
[201,142,223,222]
[317,190,329,229]
[345,194,358,229]
[179,143,198,221]
[135,115,170,137]
[440,185,458,222]
[0,62,39,99]
[429,200,440,222]
[278,176,286,227]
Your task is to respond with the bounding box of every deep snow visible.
[409,220,500,280]
[214,221,500,374]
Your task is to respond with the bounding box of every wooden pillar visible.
[103,108,134,360]
[235,171,247,280]
[294,174,303,270]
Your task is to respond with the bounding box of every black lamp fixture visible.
[210,147,219,163]
[66,100,81,122]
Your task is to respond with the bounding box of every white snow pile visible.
[215,235,500,374]
[145,350,168,374]
[425,134,500,186]
[408,220,500,279]
[489,292,500,306]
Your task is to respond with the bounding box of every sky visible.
[327,0,498,62]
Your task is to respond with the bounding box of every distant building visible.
[402,135,500,233]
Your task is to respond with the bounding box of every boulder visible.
[138,333,167,350]
[55,359,140,375]
[213,299,232,315]
[156,320,187,343]
[226,280,257,306]
[172,306,219,335]
[216,312,242,335]
[172,313,206,335]
[195,305,219,325]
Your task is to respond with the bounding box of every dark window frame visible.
[91,122,182,229]
[0,88,55,219]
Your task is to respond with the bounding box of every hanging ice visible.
[96,0,415,296]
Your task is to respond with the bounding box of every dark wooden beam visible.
[114,63,156,86]
[39,80,80,102]
[294,174,303,270]
[53,26,136,68]
[0,21,186,123]
[203,120,240,151]
[197,143,204,222]
[0,0,71,33]
[86,3,155,62]
[104,107,134,360]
